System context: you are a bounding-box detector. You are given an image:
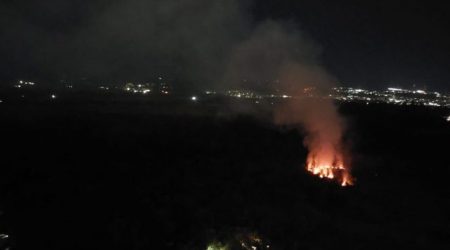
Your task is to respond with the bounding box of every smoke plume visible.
[225,20,352,185]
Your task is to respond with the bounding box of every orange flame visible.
[306,150,353,186]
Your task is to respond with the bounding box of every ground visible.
[0,96,449,249]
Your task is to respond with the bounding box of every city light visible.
[123,81,170,95]
[5,78,449,108]
[332,87,449,107]
[15,80,35,88]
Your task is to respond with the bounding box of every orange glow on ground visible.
[306,150,354,186]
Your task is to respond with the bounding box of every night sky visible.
[255,0,450,91]
[1,0,449,91]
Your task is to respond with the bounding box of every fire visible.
[273,95,353,187]
[306,150,353,186]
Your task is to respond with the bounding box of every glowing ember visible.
[306,148,353,186]
[274,97,354,187]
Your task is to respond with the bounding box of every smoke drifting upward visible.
[275,98,353,186]
[224,21,332,92]
[226,20,353,186]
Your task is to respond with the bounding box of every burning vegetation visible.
[306,149,353,186]
[275,97,354,187]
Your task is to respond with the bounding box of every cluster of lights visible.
[124,83,152,95]
[8,77,449,109]
[332,87,450,107]
[226,90,262,99]
[160,82,171,95]
[123,80,171,95]
[204,90,291,100]
[14,80,35,88]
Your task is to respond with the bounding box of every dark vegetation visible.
[0,97,449,249]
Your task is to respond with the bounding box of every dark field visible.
[0,98,449,250]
